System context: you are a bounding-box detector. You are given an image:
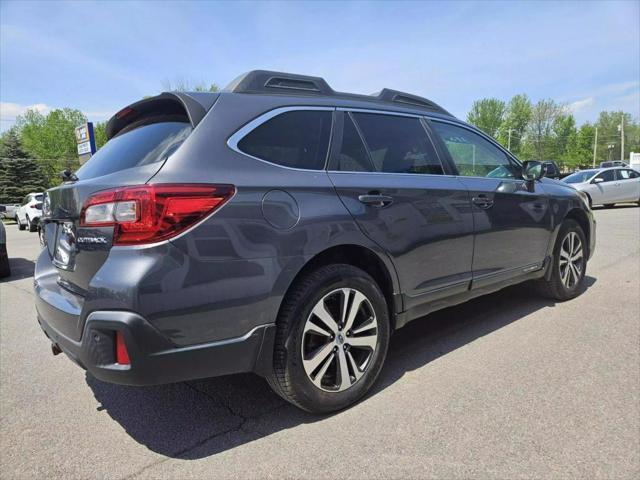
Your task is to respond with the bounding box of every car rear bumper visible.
[36,305,275,386]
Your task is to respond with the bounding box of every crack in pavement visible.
[121,381,288,480]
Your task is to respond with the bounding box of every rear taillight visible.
[80,184,235,245]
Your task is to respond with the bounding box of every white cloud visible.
[569,97,595,113]
[0,102,51,121]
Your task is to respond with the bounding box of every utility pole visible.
[620,114,625,162]
[592,127,598,168]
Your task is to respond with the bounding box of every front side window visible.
[596,170,615,183]
[349,113,443,175]
[238,110,332,170]
[432,121,517,178]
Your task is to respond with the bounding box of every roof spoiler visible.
[225,70,451,116]
[105,91,218,140]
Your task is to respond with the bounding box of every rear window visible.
[237,110,332,170]
[75,121,191,180]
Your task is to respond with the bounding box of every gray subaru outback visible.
[35,70,595,412]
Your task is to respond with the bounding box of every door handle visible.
[472,195,494,209]
[358,194,394,208]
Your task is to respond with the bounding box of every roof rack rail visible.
[374,88,450,114]
[225,70,452,116]
[226,70,334,96]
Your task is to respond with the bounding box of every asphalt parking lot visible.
[1,206,639,479]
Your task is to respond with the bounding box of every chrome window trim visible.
[336,107,424,119]
[227,106,336,172]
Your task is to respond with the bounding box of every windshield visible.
[75,121,191,180]
[563,170,598,184]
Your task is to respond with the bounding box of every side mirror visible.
[522,161,545,182]
[593,177,604,184]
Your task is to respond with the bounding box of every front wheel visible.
[18,218,26,231]
[538,219,587,301]
[268,264,390,413]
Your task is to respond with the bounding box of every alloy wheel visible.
[301,288,378,392]
[559,231,583,289]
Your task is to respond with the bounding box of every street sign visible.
[75,123,96,165]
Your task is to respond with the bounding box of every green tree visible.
[0,129,49,203]
[93,121,108,149]
[16,108,87,184]
[552,113,577,164]
[524,99,566,160]
[497,94,532,155]
[466,98,506,137]
[593,111,639,163]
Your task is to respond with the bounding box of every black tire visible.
[604,204,615,209]
[18,219,26,231]
[27,216,37,232]
[0,245,10,278]
[537,219,587,301]
[267,264,390,413]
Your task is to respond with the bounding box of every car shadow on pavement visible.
[0,257,35,283]
[87,276,596,460]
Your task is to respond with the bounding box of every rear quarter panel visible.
[127,94,400,345]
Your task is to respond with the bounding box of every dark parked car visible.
[541,160,562,179]
[0,221,9,278]
[34,71,595,412]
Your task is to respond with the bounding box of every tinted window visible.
[238,110,332,170]
[618,169,639,179]
[432,121,517,178]
[34,194,43,202]
[543,162,559,175]
[334,114,374,172]
[76,121,192,180]
[351,113,443,175]
[596,170,615,182]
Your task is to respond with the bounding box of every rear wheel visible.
[268,264,390,413]
[538,219,587,301]
[27,216,37,232]
[18,217,25,231]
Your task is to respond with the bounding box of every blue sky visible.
[1,0,638,131]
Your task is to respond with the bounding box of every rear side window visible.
[334,114,375,172]
[238,110,332,170]
[618,169,639,179]
[75,121,191,180]
[349,113,443,175]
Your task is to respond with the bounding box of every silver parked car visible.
[563,167,640,208]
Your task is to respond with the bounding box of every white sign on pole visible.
[77,141,92,155]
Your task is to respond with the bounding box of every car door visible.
[590,169,617,204]
[615,169,640,202]
[430,120,552,290]
[327,110,474,311]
